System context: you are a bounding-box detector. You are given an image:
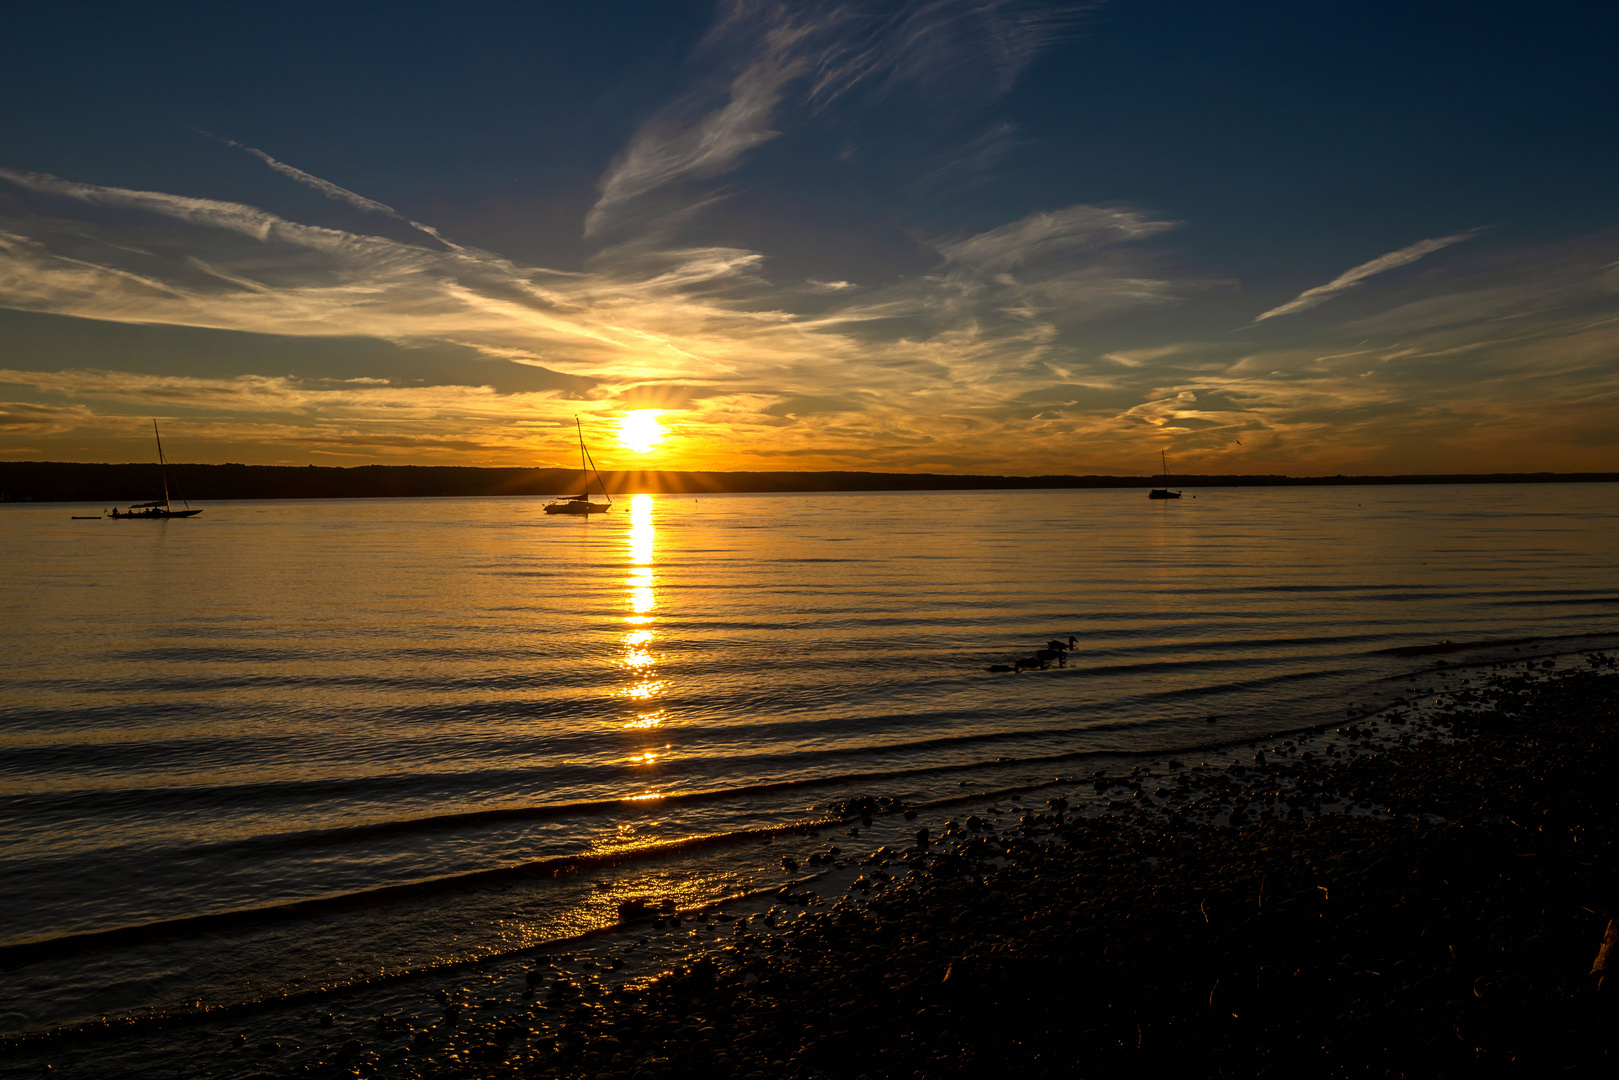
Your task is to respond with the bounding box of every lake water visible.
[2,484,1616,1039]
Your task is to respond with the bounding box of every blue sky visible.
[2,0,1615,473]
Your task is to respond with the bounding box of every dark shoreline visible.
[425,661,1618,1079]
[2,460,1617,503]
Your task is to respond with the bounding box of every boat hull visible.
[543,502,611,515]
[109,509,203,518]
[1147,489,1181,500]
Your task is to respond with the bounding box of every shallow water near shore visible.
[2,484,1616,1045]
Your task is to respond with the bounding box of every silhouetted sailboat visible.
[1148,449,1181,500]
[543,416,613,516]
[108,421,202,518]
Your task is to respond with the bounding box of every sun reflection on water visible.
[620,680,665,700]
[618,495,667,760]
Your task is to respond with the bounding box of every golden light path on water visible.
[584,490,716,918]
[619,493,667,770]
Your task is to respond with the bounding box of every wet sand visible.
[10,656,1617,1078]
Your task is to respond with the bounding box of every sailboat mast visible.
[154,420,171,509]
[576,415,587,486]
[580,432,611,505]
[1161,448,1168,486]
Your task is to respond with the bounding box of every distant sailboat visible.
[543,416,613,516]
[108,421,202,518]
[1148,449,1181,500]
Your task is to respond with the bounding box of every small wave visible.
[106,646,323,664]
[0,817,838,970]
[7,720,1102,849]
[1373,630,1619,656]
[1,704,1369,972]
[1489,596,1619,607]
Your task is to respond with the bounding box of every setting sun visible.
[618,410,665,453]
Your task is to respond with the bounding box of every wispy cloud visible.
[0,400,97,434]
[1254,230,1481,321]
[3,138,1615,473]
[237,146,400,218]
[587,1,1089,235]
[586,52,801,236]
[0,366,566,420]
[207,137,471,254]
[937,204,1175,271]
[802,0,1091,109]
[920,122,1026,190]
[0,159,1214,468]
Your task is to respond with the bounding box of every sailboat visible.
[543,416,613,516]
[108,421,203,518]
[1148,449,1182,500]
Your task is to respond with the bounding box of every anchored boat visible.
[1148,449,1181,500]
[543,416,613,516]
[108,421,202,519]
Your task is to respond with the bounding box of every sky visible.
[1,0,1616,475]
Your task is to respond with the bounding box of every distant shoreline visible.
[1,460,1616,502]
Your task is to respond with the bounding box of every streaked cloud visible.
[225,139,470,255]
[587,0,1089,235]
[1254,230,1481,322]
[920,122,1026,190]
[4,153,1615,474]
[937,204,1175,271]
[587,52,800,236]
[0,400,97,434]
[801,0,1091,108]
[0,167,1186,393]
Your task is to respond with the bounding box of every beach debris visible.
[616,897,676,922]
[824,795,903,819]
[617,898,654,922]
[1592,920,1617,993]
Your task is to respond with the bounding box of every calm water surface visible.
[2,485,1616,1034]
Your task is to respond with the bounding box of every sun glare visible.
[619,410,665,453]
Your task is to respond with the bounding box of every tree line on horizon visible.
[1,461,1615,503]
